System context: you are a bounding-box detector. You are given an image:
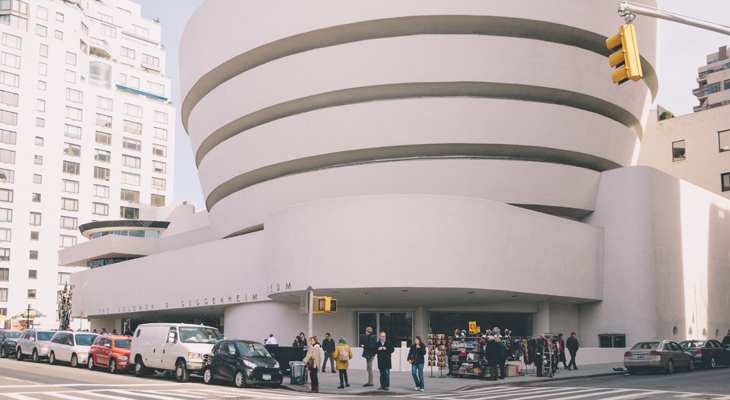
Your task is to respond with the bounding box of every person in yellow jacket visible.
[333,337,353,389]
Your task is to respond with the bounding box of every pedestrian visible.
[300,332,308,349]
[293,336,303,347]
[306,336,322,393]
[485,336,501,381]
[497,337,508,379]
[92,329,98,333]
[123,328,133,336]
[334,337,353,389]
[265,334,278,345]
[557,333,567,369]
[360,326,377,387]
[375,331,394,391]
[408,336,426,391]
[112,329,117,335]
[322,333,336,372]
[100,328,107,335]
[566,332,579,370]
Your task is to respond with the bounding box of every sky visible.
[133,0,730,212]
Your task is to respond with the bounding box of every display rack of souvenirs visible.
[447,336,485,378]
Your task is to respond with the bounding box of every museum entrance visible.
[429,312,532,337]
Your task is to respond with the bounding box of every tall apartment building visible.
[0,0,174,329]
[693,45,730,112]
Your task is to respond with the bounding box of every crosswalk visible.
[0,388,349,400]
[397,385,730,400]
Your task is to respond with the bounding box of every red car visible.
[88,335,132,373]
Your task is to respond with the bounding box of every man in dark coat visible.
[485,336,501,381]
[375,331,395,390]
[360,327,377,386]
[497,337,509,379]
[566,332,580,370]
[322,333,336,373]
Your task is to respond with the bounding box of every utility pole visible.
[617,1,730,35]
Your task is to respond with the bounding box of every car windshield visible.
[75,335,97,346]
[179,327,222,344]
[631,342,661,350]
[235,341,272,358]
[5,332,21,339]
[37,332,55,341]
[114,339,131,349]
[679,341,704,349]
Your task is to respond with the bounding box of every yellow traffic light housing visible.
[312,296,337,314]
[606,24,643,84]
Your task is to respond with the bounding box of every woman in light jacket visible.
[307,336,322,393]
[333,337,353,389]
[408,336,427,391]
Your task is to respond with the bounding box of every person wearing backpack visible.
[408,336,427,391]
[334,337,353,389]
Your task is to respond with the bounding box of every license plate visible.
[636,354,644,359]
[262,374,271,380]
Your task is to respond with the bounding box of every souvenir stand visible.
[427,334,447,378]
[447,336,485,378]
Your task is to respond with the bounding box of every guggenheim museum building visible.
[65,0,730,357]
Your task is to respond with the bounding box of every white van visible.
[130,323,222,382]
[48,331,98,367]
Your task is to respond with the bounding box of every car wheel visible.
[627,368,637,375]
[32,350,39,363]
[134,357,147,377]
[203,368,214,384]
[15,348,22,361]
[666,359,674,374]
[71,354,79,368]
[49,351,57,365]
[0,346,6,358]
[234,371,247,388]
[710,356,716,369]
[88,356,95,370]
[175,361,189,383]
[110,359,117,374]
[688,358,695,372]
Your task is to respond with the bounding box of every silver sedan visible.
[624,340,695,375]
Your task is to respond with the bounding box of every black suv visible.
[202,340,282,388]
[0,330,22,358]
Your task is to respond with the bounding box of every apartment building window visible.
[64,124,82,139]
[122,154,141,169]
[66,88,83,103]
[98,12,112,23]
[35,117,43,127]
[709,82,721,94]
[32,174,41,184]
[0,248,8,261]
[121,172,140,186]
[0,168,13,182]
[124,103,142,118]
[100,24,116,38]
[148,82,164,96]
[92,202,108,216]
[95,131,111,145]
[95,149,110,163]
[34,155,42,165]
[97,96,112,110]
[29,212,40,225]
[0,188,12,202]
[672,140,686,162]
[152,161,166,174]
[0,227,9,241]
[96,113,112,128]
[63,142,81,157]
[0,71,19,87]
[123,120,142,135]
[54,30,63,40]
[30,231,37,240]
[723,173,730,192]
[35,24,47,37]
[34,137,42,146]
[89,62,111,88]
[59,235,76,248]
[130,76,140,89]
[93,184,109,198]
[38,44,48,58]
[154,110,168,124]
[123,137,141,151]
[1,33,21,50]
[0,90,17,107]
[0,15,27,31]
[55,11,63,21]
[151,177,166,190]
[120,206,139,219]
[38,81,45,90]
[58,273,70,285]
[31,193,40,202]
[94,166,110,181]
[65,70,76,84]
[120,47,135,59]
[38,62,46,76]
[133,25,149,38]
[62,179,79,194]
[0,208,10,221]
[0,128,15,144]
[119,73,127,86]
[151,194,165,207]
[1,52,20,69]
[64,52,77,67]
[36,99,45,112]
[719,130,730,152]
[153,127,167,141]
[0,110,17,125]
[120,189,139,203]
[0,148,14,164]
[29,251,37,260]
[0,288,7,301]
[142,53,160,67]
[36,5,47,20]
[79,40,87,53]
[0,268,7,281]
[152,144,167,157]
[60,216,77,230]
[27,289,36,299]
[61,198,78,212]
[62,161,80,175]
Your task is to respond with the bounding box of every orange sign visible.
[469,321,478,334]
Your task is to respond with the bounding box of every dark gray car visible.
[624,340,694,374]
[0,330,22,358]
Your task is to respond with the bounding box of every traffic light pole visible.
[618,1,730,36]
[308,291,313,345]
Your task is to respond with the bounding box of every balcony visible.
[116,84,168,102]
[89,37,111,59]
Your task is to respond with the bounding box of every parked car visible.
[130,323,223,382]
[48,331,98,367]
[624,340,695,374]
[15,329,56,362]
[0,330,22,358]
[89,335,132,373]
[679,339,730,369]
[202,340,282,388]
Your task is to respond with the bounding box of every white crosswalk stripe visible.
[397,386,730,400]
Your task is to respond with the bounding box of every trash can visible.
[289,361,308,385]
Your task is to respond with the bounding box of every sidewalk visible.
[282,362,625,395]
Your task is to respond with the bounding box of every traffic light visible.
[312,296,337,314]
[606,24,643,84]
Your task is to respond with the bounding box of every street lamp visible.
[26,303,31,329]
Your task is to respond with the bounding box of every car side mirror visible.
[104,343,111,348]
[168,332,177,344]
